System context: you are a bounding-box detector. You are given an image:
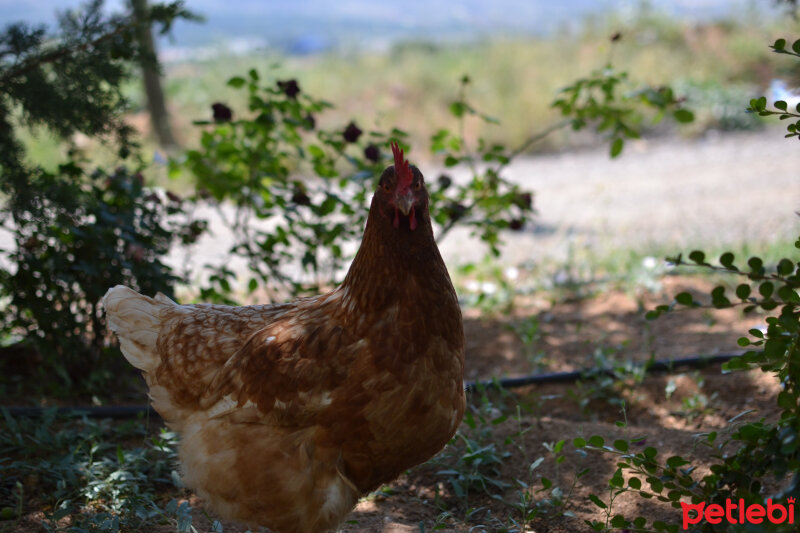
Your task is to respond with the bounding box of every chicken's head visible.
[375,142,428,231]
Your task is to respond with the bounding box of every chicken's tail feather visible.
[103,285,174,373]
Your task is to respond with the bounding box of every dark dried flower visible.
[515,192,534,210]
[277,79,301,99]
[509,218,524,231]
[343,121,362,143]
[437,174,452,190]
[212,102,233,122]
[446,202,468,222]
[305,113,316,130]
[292,186,311,206]
[364,144,380,162]
[166,191,182,204]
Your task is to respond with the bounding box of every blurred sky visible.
[1,0,772,57]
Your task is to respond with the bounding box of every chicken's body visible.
[103,144,465,533]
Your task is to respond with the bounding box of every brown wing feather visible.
[201,313,360,425]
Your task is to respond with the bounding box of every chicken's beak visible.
[395,189,415,216]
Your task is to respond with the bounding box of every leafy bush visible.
[0,1,197,397]
[0,165,201,395]
[174,72,536,299]
[176,54,695,300]
[552,61,694,158]
[577,37,800,532]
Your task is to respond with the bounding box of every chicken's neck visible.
[339,199,455,317]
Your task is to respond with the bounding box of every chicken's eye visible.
[382,182,391,193]
[413,181,422,191]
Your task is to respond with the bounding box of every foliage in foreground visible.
[572,38,800,533]
[0,409,193,533]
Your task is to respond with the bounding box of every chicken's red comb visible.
[391,141,413,191]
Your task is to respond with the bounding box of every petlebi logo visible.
[681,497,796,529]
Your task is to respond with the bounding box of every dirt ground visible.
[4,275,779,533]
[2,130,795,531]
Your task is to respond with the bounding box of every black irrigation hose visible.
[4,352,742,418]
[465,352,741,392]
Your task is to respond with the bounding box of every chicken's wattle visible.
[393,206,418,230]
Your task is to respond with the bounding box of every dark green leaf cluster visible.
[576,435,696,532]
[435,386,513,500]
[552,65,694,158]
[746,39,800,140]
[0,1,197,397]
[0,166,200,395]
[591,238,800,531]
[0,1,195,185]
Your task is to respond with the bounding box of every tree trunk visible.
[131,0,178,149]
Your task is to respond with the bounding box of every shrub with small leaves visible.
[175,70,536,299]
[747,38,800,140]
[0,166,199,396]
[574,36,800,532]
[552,64,694,158]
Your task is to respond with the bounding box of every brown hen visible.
[103,142,465,533]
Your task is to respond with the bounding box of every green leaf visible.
[573,437,587,448]
[777,258,795,275]
[778,391,795,410]
[673,109,694,123]
[775,100,788,111]
[610,468,625,488]
[589,494,607,509]
[675,292,694,306]
[688,250,706,264]
[748,256,764,273]
[610,515,629,528]
[449,102,466,118]
[736,284,751,300]
[774,38,787,51]
[628,477,642,490]
[719,252,735,269]
[793,39,800,54]
[308,144,325,159]
[759,281,774,299]
[610,138,624,158]
[227,76,246,88]
[588,435,605,447]
[666,455,689,468]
